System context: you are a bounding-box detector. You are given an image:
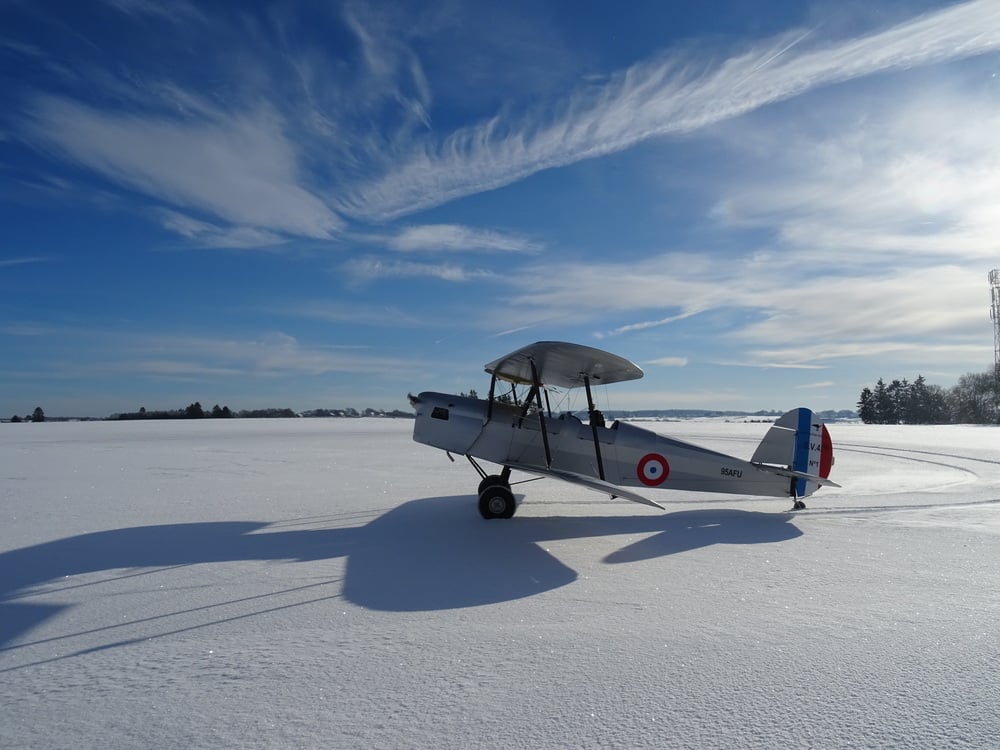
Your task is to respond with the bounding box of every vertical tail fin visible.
[751,408,835,497]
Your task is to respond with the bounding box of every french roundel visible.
[637,453,669,486]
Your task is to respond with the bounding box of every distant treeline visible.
[7,401,854,424]
[8,407,47,423]
[456,391,855,422]
[598,408,856,422]
[112,403,237,420]
[857,370,1000,424]
[6,403,418,422]
[109,402,413,420]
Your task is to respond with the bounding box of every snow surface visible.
[2,418,998,749]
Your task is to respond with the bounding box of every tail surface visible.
[751,408,837,498]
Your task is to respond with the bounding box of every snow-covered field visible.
[2,418,998,749]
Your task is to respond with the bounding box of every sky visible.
[2,0,1000,418]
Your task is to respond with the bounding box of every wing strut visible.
[529,358,553,468]
[486,372,497,422]
[583,375,606,481]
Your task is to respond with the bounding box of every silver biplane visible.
[409,341,838,519]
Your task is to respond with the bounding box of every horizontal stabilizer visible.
[752,462,842,489]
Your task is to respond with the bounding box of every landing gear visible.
[791,499,807,511]
[478,474,508,495]
[467,459,517,519]
[479,484,517,519]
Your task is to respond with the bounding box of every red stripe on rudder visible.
[819,424,833,478]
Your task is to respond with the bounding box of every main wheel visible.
[478,485,516,519]
[478,474,508,495]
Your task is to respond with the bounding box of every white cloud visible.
[0,257,52,268]
[160,210,289,249]
[2,323,425,384]
[599,310,705,339]
[21,0,1000,251]
[707,359,829,370]
[388,224,541,253]
[342,256,497,283]
[344,0,1000,220]
[481,250,989,374]
[101,0,205,23]
[748,341,992,368]
[796,381,835,389]
[606,388,750,410]
[339,1,433,130]
[711,87,1000,264]
[27,96,342,240]
[128,360,243,378]
[647,357,688,368]
[122,331,418,378]
[276,301,425,328]
[735,266,986,347]
[0,322,55,336]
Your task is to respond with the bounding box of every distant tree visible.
[903,376,923,423]
[857,387,876,424]
[859,374,953,424]
[139,407,146,416]
[995,364,1000,424]
[31,407,45,423]
[856,369,997,424]
[236,408,298,418]
[185,402,204,418]
[872,378,895,424]
[905,375,949,424]
[384,409,415,418]
[888,378,909,423]
[948,372,997,424]
[11,414,21,423]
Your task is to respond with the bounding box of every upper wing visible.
[508,462,665,510]
[484,341,643,389]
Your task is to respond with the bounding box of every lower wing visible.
[511,463,665,510]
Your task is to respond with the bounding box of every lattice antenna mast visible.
[991,269,1000,377]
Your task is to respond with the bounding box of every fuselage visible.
[411,391,798,498]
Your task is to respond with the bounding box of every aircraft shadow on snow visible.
[0,496,802,648]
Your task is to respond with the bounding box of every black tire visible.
[478,485,516,519]
[477,474,508,495]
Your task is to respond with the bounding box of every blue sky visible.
[2,0,999,418]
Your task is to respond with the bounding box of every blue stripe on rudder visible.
[794,408,811,497]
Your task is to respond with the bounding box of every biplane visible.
[409,341,838,519]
